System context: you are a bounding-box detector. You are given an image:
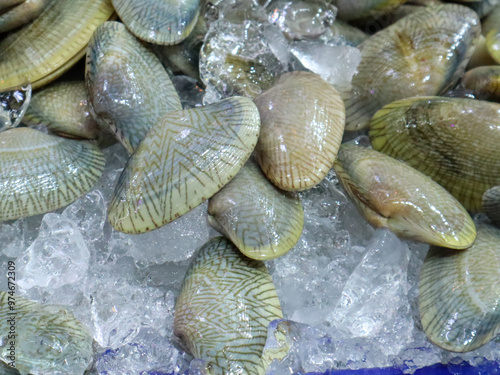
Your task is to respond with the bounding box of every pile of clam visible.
[0,0,500,374]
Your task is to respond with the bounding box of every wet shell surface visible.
[174,237,283,375]
[208,159,304,260]
[254,71,345,191]
[369,96,500,212]
[108,97,261,234]
[344,4,480,130]
[0,292,93,374]
[462,66,500,102]
[0,0,113,91]
[331,0,408,22]
[111,0,201,45]
[23,81,100,140]
[0,127,105,221]
[419,223,500,352]
[333,144,476,249]
[0,0,52,34]
[86,21,182,153]
[483,186,500,227]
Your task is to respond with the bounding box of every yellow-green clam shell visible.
[419,223,500,352]
[174,237,283,375]
[369,96,500,212]
[333,144,476,249]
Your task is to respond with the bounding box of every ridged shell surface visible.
[331,0,408,22]
[174,237,283,375]
[419,223,500,352]
[462,66,500,102]
[0,292,93,374]
[344,4,480,130]
[0,0,114,91]
[0,0,25,12]
[369,96,500,212]
[23,81,100,140]
[108,97,261,234]
[333,144,476,249]
[208,159,304,260]
[111,0,201,45]
[254,72,345,191]
[0,128,105,221]
[483,186,500,227]
[0,0,52,33]
[86,21,182,153]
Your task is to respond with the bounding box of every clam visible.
[153,13,208,80]
[462,66,500,102]
[208,159,304,260]
[333,144,476,249]
[0,127,105,221]
[23,81,100,140]
[483,4,500,64]
[453,0,500,17]
[174,236,283,375]
[344,4,480,131]
[86,21,182,153]
[0,292,93,374]
[483,186,500,227]
[330,0,408,22]
[108,97,260,234]
[0,0,113,91]
[419,223,500,352]
[369,96,500,212]
[111,0,201,45]
[0,0,52,34]
[254,71,345,191]
[0,0,25,12]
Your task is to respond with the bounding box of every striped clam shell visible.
[369,96,500,212]
[0,0,113,91]
[419,223,500,352]
[333,144,476,249]
[0,292,93,374]
[111,0,201,45]
[483,186,500,227]
[330,0,409,22]
[208,159,304,260]
[174,237,283,375]
[23,81,100,140]
[0,128,105,221]
[462,66,500,102]
[254,72,345,191]
[86,21,182,154]
[0,0,52,34]
[344,4,480,130]
[108,97,261,234]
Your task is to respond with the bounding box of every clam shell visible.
[0,292,93,374]
[0,0,25,12]
[419,223,500,352]
[483,4,500,64]
[483,186,500,227]
[174,236,283,375]
[462,66,500,102]
[0,0,52,34]
[254,71,345,191]
[153,13,208,80]
[331,0,408,22]
[208,159,304,260]
[0,128,105,221]
[86,21,182,153]
[108,97,260,234]
[0,0,113,91]
[111,0,201,45]
[369,96,500,212]
[23,81,100,140]
[344,4,480,130]
[333,144,476,249]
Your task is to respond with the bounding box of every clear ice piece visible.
[16,213,90,290]
[0,85,31,131]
